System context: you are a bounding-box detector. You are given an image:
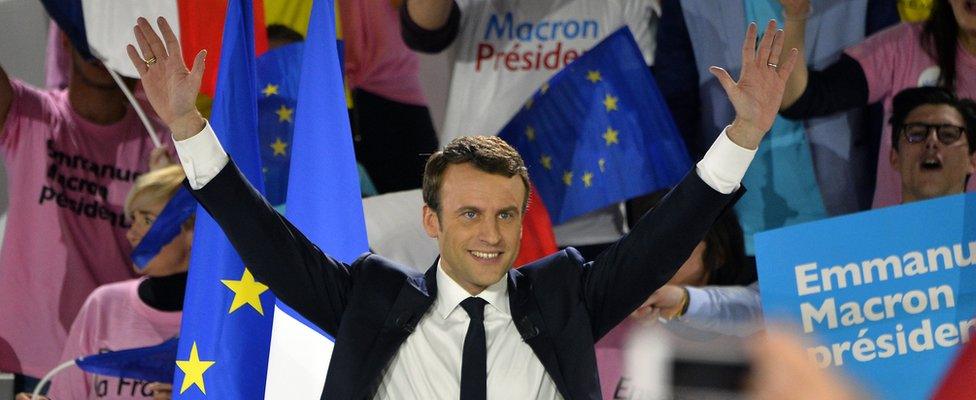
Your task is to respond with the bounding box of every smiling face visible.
[891,104,976,203]
[423,162,525,295]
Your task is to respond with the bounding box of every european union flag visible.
[261,0,369,396]
[257,43,303,206]
[175,0,275,398]
[498,28,692,224]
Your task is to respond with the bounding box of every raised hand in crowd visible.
[778,0,813,108]
[779,0,811,18]
[709,20,799,150]
[125,17,207,140]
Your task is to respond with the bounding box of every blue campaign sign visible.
[756,193,976,400]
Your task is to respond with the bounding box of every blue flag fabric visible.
[38,0,94,60]
[256,41,377,207]
[285,0,368,262]
[174,0,274,398]
[76,338,179,383]
[738,1,828,254]
[498,28,692,224]
[131,188,196,270]
[257,42,303,206]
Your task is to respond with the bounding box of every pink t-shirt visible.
[339,0,427,106]
[595,319,634,400]
[845,23,976,208]
[0,80,160,377]
[47,279,181,400]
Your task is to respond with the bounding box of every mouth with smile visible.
[469,250,502,263]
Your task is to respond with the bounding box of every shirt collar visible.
[434,259,510,320]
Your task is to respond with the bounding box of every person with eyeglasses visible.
[889,86,976,204]
[639,86,976,341]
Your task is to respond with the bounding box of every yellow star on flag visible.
[525,97,533,110]
[563,170,573,186]
[598,158,607,172]
[586,70,602,83]
[176,342,215,395]
[603,94,619,111]
[221,268,269,315]
[526,126,536,141]
[270,137,288,156]
[261,83,279,97]
[581,171,594,188]
[275,104,294,123]
[602,127,619,146]
[540,82,550,94]
[540,155,553,170]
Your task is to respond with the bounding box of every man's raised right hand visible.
[126,16,207,140]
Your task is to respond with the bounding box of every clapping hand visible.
[126,17,207,140]
[709,20,798,150]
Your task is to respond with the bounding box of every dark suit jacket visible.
[189,161,742,400]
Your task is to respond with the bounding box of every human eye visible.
[937,125,963,143]
[903,125,928,143]
[498,211,513,220]
[462,210,478,220]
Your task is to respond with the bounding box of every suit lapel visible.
[353,264,438,399]
[507,269,573,399]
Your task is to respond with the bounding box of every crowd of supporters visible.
[0,0,973,398]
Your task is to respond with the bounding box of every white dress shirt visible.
[172,121,756,399]
[677,282,763,338]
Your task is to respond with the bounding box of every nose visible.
[925,129,941,150]
[126,226,142,247]
[478,219,502,246]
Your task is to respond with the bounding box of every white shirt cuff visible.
[173,121,229,190]
[682,286,708,318]
[694,126,757,194]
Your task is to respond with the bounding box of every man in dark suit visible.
[127,16,797,400]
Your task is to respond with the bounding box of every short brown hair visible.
[422,136,530,213]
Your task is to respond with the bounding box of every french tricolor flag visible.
[39,0,268,97]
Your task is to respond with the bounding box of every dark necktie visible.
[460,297,488,400]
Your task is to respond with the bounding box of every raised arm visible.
[125,17,207,141]
[125,17,355,334]
[0,64,13,131]
[584,21,798,338]
[405,0,454,31]
[778,0,811,109]
[400,0,461,53]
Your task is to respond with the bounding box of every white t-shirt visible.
[442,0,658,143]
[441,0,659,246]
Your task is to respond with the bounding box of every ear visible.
[422,205,440,239]
[968,151,976,175]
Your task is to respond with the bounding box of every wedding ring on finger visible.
[145,56,157,67]
[767,62,778,69]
